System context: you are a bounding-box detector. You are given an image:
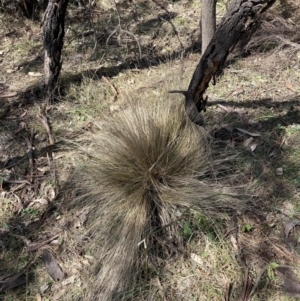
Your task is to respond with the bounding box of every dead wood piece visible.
[2,142,62,171]
[26,233,60,252]
[0,259,35,292]
[236,268,254,301]
[185,0,276,123]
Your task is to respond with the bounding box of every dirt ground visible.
[0,0,300,300]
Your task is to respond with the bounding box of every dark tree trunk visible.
[201,0,216,55]
[185,0,276,124]
[43,0,69,100]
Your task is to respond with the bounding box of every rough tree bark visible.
[185,0,276,124]
[201,0,216,55]
[43,0,69,100]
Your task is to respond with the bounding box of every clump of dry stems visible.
[72,99,244,301]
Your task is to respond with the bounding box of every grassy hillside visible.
[0,0,300,300]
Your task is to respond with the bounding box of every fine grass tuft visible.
[71,99,245,300]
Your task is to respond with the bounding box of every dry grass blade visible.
[71,99,246,301]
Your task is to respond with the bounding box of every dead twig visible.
[217,104,231,112]
[26,233,60,252]
[106,0,142,59]
[10,192,23,214]
[236,268,253,301]
[102,76,118,101]
[47,152,58,198]
[24,133,34,183]
[38,107,54,145]
[224,282,233,301]
[168,90,187,95]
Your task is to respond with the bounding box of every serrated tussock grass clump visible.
[73,100,242,301]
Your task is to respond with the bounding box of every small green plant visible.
[241,224,253,233]
[183,221,193,240]
[22,208,39,217]
[181,213,220,242]
[267,262,279,280]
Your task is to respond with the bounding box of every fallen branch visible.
[0,259,35,292]
[26,233,60,252]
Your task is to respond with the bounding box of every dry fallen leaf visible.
[191,253,203,265]
[276,266,300,297]
[41,250,64,281]
[62,275,76,286]
[286,81,296,92]
[37,166,51,173]
[250,143,258,152]
[284,219,300,239]
[40,283,49,294]
[269,149,276,157]
[52,288,66,301]
[232,87,245,96]
[236,127,261,137]
[28,71,43,77]
[229,234,238,251]
[0,91,18,98]
[79,208,89,226]
[35,293,42,301]
[217,103,231,112]
[243,137,254,147]
[110,104,120,112]
[30,198,49,206]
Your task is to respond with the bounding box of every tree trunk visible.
[43,0,69,100]
[201,0,216,55]
[185,0,276,124]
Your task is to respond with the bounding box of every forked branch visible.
[186,0,277,124]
